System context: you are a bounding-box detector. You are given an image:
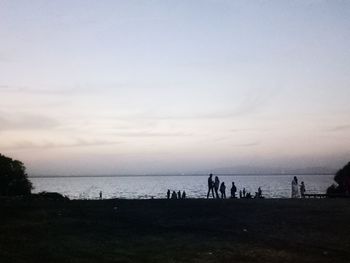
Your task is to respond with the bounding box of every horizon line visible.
[28,173,335,178]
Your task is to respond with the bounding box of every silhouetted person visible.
[182,191,186,199]
[214,176,220,198]
[243,188,246,198]
[220,182,226,199]
[231,182,237,198]
[177,191,181,199]
[171,191,177,199]
[99,191,102,199]
[300,182,306,198]
[258,187,262,198]
[291,176,299,198]
[239,190,242,198]
[207,173,215,198]
[167,189,170,199]
[254,187,262,198]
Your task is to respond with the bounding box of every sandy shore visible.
[1,198,350,263]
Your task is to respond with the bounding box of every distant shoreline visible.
[29,173,334,178]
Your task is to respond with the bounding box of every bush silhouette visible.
[327,162,350,195]
[0,153,32,196]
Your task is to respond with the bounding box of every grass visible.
[1,198,350,262]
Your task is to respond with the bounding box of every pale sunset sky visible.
[0,0,349,175]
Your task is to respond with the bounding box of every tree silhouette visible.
[0,153,32,196]
[327,162,350,195]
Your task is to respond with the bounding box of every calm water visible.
[30,174,334,199]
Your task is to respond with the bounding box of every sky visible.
[0,0,350,175]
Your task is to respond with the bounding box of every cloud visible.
[230,128,270,133]
[0,85,14,91]
[0,113,59,131]
[0,82,128,96]
[4,139,120,150]
[328,125,350,132]
[0,53,11,63]
[128,110,257,121]
[113,131,192,137]
[135,92,275,121]
[232,141,260,147]
[147,110,256,120]
[0,84,81,95]
[0,85,33,93]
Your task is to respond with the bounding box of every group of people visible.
[166,175,306,200]
[167,189,186,199]
[206,173,261,199]
[207,174,230,198]
[291,176,306,198]
[238,187,263,199]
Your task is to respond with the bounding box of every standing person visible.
[231,182,237,198]
[214,176,220,198]
[99,191,102,200]
[220,182,226,199]
[291,176,299,198]
[300,182,306,198]
[167,189,171,199]
[177,191,181,199]
[182,191,186,199]
[257,187,262,198]
[171,191,177,199]
[243,188,246,198]
[207,174,215,198]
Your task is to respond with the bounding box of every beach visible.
[1,198,350,263]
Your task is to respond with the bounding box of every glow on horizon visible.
[1,0,350,175]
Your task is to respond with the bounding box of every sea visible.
[30,174,335,199]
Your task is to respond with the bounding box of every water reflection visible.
[31,175,334,199]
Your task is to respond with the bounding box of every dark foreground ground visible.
[1,198,350,263]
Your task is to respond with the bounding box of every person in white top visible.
[291,176,299,198]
